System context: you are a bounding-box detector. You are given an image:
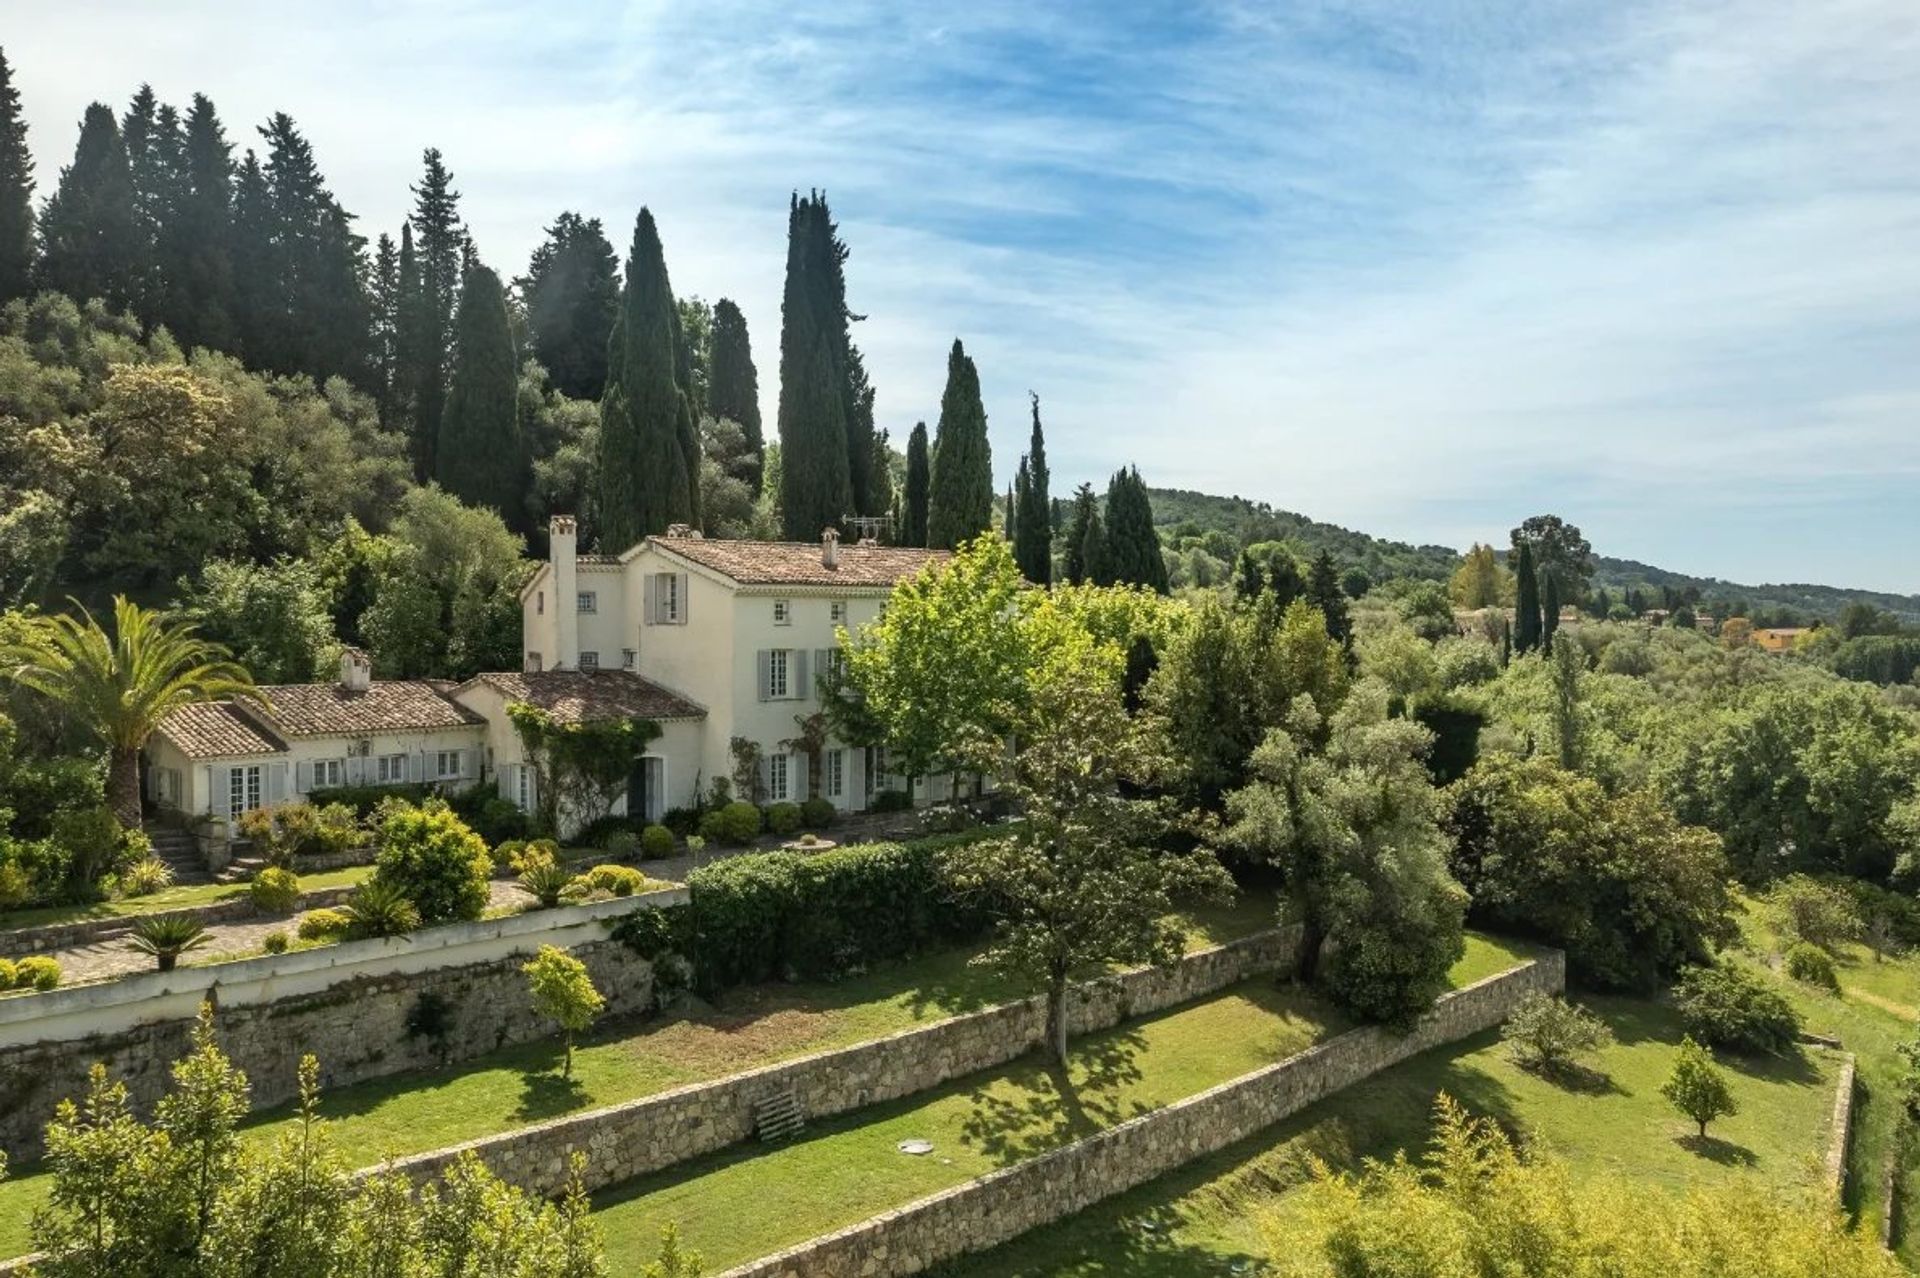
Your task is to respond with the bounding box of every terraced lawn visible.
[0,890,1279,1258]
[0,865,376,934]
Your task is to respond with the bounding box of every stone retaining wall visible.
[721,950,1565,1278]
[0,884,362,958]
[385,926,1302,1199]
[1826,1051,1857,1202]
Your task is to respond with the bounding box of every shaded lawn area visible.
[0,892,1279,1258]
[593,979,1344,1273]
[0,866,375,934]
[933,987,1840,1276]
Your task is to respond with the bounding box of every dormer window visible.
[773,599,792,626]
[578,591,597,614]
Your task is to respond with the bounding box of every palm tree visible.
[1,597,262,827]
[127,915,212,972]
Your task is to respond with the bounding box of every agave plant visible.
[343,879,421,940]
[127,915,211,972]
[518,859,582,909]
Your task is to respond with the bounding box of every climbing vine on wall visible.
[507,703,661,835]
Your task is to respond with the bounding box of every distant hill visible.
[1147,486,1920,624]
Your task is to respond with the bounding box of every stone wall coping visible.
[0,885,686,1034]
[1825,1050,1857,1202]
[0,883,365,958]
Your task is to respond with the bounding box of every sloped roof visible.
[648,536,946,588]
[459,670,707,724]
[256,681,486,737]
[154,702,288,760]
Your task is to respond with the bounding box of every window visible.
[830,600,847,625]
[824,748,845,799]
[622,649,636,669]
[822,648,846,682]
[525,652,543,672]
[311,758,343,790]
[772,599,791,625]
[376,754,407,785]
[655,572,681,623]
[767,649,790,699]
[578,590,597,614]
[516,765,531,811]
[229,765,261,819]
[536,590,544,615]
[580,651,599,670]
[434,751,462,780]
[768,753,790,802]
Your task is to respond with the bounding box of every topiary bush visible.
[297,908,351,942]
[1784,942,1840,992]
[640,824,675,859]
[262,929,290,955]
[870,788,913,813]
[0,958,13,988]
[603,830,640,862]
[371,802,491,924]
[698,801,762,847]
[249,866,302,915]
[660,806,702,837]
[584,863,647,897]
[1674,962,1801,1054]
[14,955,61,990]
[765,802,802,836]
[799,798,835,830]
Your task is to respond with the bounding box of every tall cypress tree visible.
[598,208,696,549]
[1063,483,1106,585]
[437,263,525,520]
[868,426,894,537]
[161,94,234,351]
[521,210,619,401]
[1013,393,1052,584]
[38,103,141,311]
[404,148,464,479]
[1307,550,1351,646]
[0,49,31,306]
[1102,467,1167,593]
[777,193,852,539]
[708,297,763,495]
[1513,541,1542,654]
[902,421,930,547]
[926,338,992,549]
[1541,569,1562,646]
[369,232,400,422]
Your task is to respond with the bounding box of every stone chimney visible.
[551,514,579,671]
[821,526,840,570]
[339,648,372,695]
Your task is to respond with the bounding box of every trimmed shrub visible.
[584,864,647,897]
[604,830,640,862]
[249,866,302,914]
[640,824,675,859]
[765,802,803,836]
[490,840,525,875]
[1784,942,1840,992]
[262,929,290,955]
[799,798,836,830]
[1674,962,1801,1054]
[698,801,762,847]
[297,908,350,941]
[372,802,491,924]
[14,955,60,990]
[660,805,702,837]
[307,782,436,815]
[466,797,531,847]
[342,880,421,939]
[0,958,13,988]
[870,788,913,813]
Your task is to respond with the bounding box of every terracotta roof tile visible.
[155,703,287,760]
[256,682,485,737]
[463,670,707,724]
[649,536,946,588]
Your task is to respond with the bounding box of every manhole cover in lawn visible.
[897,1138,934,1156]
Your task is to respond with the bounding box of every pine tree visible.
[0,47,31,306]
[227,148,272,355]
[370,232,400,422]
[161,94,235,351]
[1102,467,1167,593]
[1307,550,1351,646]
[926,338,992,549]
[708,298,763,495]
[404,148,464,479]
[437,263,525,522]
[598,208,696,549]
[776,193,852,539]
[38,102,141,311]
[119,84,169,319]
[521,211,619,401]
[1234,550,1267,601]
[1013,393,1052,584]
[389,222,420,431]
[902,421,930,547]
[1514,541,1542,654]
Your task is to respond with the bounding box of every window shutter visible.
[643,573,657,625]
[215,767,231,814]
[792,649,810,700]
[269,763,288,803]
[408,752,424,784]
[463,748,476,780]
[758,754,772,801]
[757,650,772,702]
[792,752,807,800]
[676,573,690,624]
[295,760,310,794]
[814,649,830,690]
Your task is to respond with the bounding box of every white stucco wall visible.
[145,724,488,820]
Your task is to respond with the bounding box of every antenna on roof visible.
[841,513,892,545]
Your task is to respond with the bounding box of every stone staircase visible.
[753,1088,806,1144]
[144,824,213,886]
[215,842,270,884]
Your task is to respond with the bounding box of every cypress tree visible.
[1063,483,1107,585]
[598,208,696,549]
[845,342,875,515]
[162,94,235,351]
[1013,393,1052,584]
[902,421,930,547]
[0,48,31,306]
[370,232,400,423]
[437,263,525,520]
[227,149,272,355]
[521,211,619,400]
[926,338,992,549]
[38,102,141,311]
[1307,550,1351,646]
[869,426,895,535]
[777,193,852,539]
[1513,542,1542,654]
[708,298,763,495]
[1103,467,1167,593]
[1541,569,1562,646]
[119,85,169,319]
[1234,550,1266,601]
[405,148,464,478]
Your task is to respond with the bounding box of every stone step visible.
[754,1088,805,1143]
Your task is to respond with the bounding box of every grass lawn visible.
[0,891,1279,1259]
[0,866,375,934]
[935,984,1841,1277]
[593,979,1344,1272]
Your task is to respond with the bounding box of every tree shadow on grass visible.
[1724,1043,1823,1087]
[515,1061,592,1122]
[1674,1131,1759,1166]
[958,1027,1147,1166]
[928,1201,1266,1278]
[1520,1060,1627,1097]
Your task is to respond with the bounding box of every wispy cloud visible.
[11,0,1920,589]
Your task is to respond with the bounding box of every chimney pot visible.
[339,648,372,694]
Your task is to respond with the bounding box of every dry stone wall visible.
[0,885,362,958]
[721,950,1566,1278]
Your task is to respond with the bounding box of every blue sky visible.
[13,0,1920,590]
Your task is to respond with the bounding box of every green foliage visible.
[1662,1034,1738,1136]
[798,797,835,830]
[436,264,526,520]
[523,211,621,402]
[1101,466,1167,593]
[583,863,646,897]
[1011,394,1051,584]
[117,855,173,897]
[1500,991,1614,1073]
[14,953,60,989]
[357,486,528,680]
[127,914,211,971]
[0,51,30,308]
[925,339,993,549]
[261,929,289,955]
[1444,757,1735,991]
[523,944,604,1078]
[698,801,762,846]
[508,702,660,838]
[1832,634,1920,687]
[901,422,930,547]
[1764,874,1862,952]
[248,866,301,915]
[1783,941,1840,992]
[775,193,860,539]
[765,802,802,835]
[519,855,581,908]
[640,823,676,859]
[341,878,420,939]
[296,908,350,942]
[1672,962,1801,1055]
[1513,540,1542,654]
[174,556,338,683]
[371,801,489,924]
[706,298,763,496]
[870,788,912,813]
